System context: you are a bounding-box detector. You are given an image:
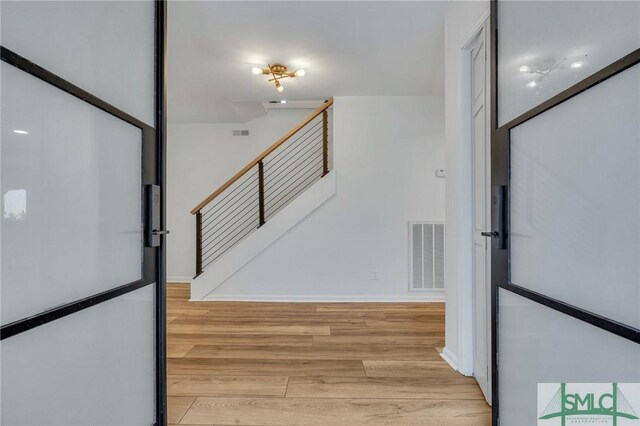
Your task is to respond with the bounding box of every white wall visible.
[167,109,314,280]
[204,96,445,300]
[443,1,490,373]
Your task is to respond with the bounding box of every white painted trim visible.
[458,14,492,396]
[461,9,490,51]
[191,292,445,303]
[440,346,460,372]
[167,276,192,284]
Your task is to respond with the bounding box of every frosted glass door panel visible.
[0,285,155,425]
[1,62,142,325]
[498,289,640,426]
[497,1,640,125]
[1,0,155,125]
[510,64,640,329]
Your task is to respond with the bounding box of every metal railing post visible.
[258,160,266,227]
[322,109,329,177]
[195,211,203,276]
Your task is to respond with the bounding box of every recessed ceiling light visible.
[526,81,537,88]
[13,129,28,135]
[519,65,531,73]
[570,61,584,69]
[280,100,287,104]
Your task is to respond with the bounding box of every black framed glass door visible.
[490,2,640,425]
[0,1,166,424]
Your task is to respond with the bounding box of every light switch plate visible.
[436,168,447,178]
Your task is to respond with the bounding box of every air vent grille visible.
[232,129,250,136]
[409,222,445,290]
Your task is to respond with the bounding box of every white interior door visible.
[471,25,491,403]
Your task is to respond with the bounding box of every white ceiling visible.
[168,1,448,123]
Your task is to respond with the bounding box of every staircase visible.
[189,99,335,300]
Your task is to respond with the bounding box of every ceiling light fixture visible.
[251,63,305,92]
[519,54,588,88]
[12,129,28,135]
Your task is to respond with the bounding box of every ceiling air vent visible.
[409,222,445,291]
[232,130,250,136]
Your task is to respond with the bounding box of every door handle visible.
[481,231,499,238]
[145,185,166,247]
[491,185,508,250]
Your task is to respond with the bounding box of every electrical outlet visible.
[372,270,379,280]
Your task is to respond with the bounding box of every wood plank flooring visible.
[166,283,491,425]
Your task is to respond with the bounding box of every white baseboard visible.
[167,276,192,284]
[192,293,445,302]
[440,346,459,372]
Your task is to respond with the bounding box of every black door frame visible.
[0,1,167,424]
[155,0,168,424]
[489,2,640,424]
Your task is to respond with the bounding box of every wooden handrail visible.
[190,98,333,214]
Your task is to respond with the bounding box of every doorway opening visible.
[163,1,490,425]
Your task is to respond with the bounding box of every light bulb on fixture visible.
[519,65,531,73]
[252,63,303,92]
[570,61,584,69]
[526,80,537,88]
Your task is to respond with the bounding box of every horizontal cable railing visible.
[192,99,333,276]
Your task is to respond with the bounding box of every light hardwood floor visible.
[166,283,491,425]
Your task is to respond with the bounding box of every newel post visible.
[195,211,203,276]
[258,160,266,227]
[322,109,329,177]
